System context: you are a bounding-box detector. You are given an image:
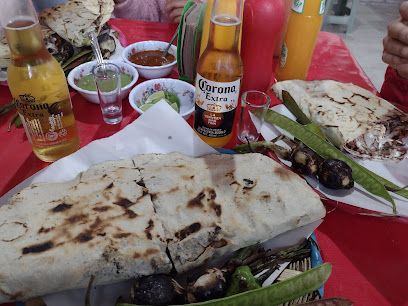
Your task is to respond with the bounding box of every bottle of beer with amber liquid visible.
[1,0,79,162]
[194,0,243,148]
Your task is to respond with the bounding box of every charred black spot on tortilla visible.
[188,191,205,208]
[38,226,54,234]
[145,220,154,240]
[67,213,88,224]
[76,231,93,243]
[175,222,201,241]
[210,239,228,248]
[243,178,256,190]
[210,202,222,216]
[106,182,114,189]
[207,225,221,242]
[230,181,239,186]
[209,189,216,199]
[142,189,149,196]
[136,180,146,188]
[114,233,131,239]
[126,209,138,218]
[98,232,106,237]
[243,178,254,185]
[93,205,111,212]
[114,259,122,274]
[22,241,53,255]
[103,174,108,178]
[115,197,134,208]
[52,203,73,212]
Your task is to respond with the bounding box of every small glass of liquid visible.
[92,62,123,125]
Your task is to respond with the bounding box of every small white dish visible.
[121,41,177,79]
[67,60,139,104]
[128,78,195,120]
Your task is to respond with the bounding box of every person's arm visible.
[382,1,408,79]
[381,1,408,105]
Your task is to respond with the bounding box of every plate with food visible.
[0,0,126,82]
[0,102,332,306]
[252,79,408,216]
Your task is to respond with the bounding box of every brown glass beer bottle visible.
[193,0,243,148]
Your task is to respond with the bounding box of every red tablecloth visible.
[1,19,407,306]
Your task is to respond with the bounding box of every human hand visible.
[164,0,189,23]
[382,1,408,79]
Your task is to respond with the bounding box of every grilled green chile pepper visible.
[226,266,261,296]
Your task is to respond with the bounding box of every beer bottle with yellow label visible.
[193,0,243,148]
[1,0,80,162]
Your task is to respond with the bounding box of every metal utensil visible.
[88,31,106,74]
[162,24,179,58]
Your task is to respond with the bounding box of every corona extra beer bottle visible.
[1,0,80,162]
[194,0,243,148]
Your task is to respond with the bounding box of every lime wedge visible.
[164,92,180,109]
[139,103,154,112]
[145,91,165,104]
[169,102,179,113]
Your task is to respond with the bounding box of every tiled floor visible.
[323,1,402,91]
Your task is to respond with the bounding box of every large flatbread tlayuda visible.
[0,153,325,303]
[39,0,115,47]
[271,79,408,161]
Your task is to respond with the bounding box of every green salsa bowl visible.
[67,60,139,104]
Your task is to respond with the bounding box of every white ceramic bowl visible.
[67,60,139,104]
[128,78,195,120]
[122,41,177,79]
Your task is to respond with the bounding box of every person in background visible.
[381,0,408,105]
[114,0,205,23]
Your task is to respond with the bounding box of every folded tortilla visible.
[0,153,325,303]
[271,79,408,161]
[39,0,114,47]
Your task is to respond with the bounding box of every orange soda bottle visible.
[275,0,325,81]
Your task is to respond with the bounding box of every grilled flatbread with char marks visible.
[0,153,325,303]
[272,79,408,161]
[39,0,115,47]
